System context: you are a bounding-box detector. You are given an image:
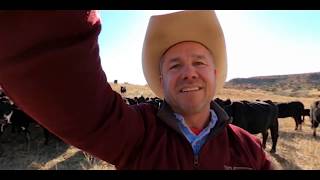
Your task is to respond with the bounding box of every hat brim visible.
[142,10,227,98]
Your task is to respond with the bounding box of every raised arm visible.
[0,11,145,167]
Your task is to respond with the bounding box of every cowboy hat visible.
[142,10,227,98]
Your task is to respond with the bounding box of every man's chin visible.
[179,104,203,114]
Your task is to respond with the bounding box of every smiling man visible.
[0,10,273,169]
[159,41,216,130]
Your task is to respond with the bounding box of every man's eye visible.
[194,61,205,66]
[169,64,180,69]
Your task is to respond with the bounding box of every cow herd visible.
[1,87,320,155]
[120,91,319,153]
[0,92,52,148]
[214,98,305,153]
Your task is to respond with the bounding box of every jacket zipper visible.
[183,137,200,169]
[193,154,199,169]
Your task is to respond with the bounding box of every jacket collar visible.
[156,100,232,138]
[208,100,232,138]
[156,101,183,135]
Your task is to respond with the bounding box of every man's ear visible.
[214,69,217,76]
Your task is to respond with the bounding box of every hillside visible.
[225,72,320,98]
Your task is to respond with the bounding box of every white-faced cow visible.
[214,98,279,153]
[9,105,53,145]
[310,100,320,137]
[0,97,12,135]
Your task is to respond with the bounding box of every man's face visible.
[160,41,216,116]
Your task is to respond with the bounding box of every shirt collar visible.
[174,109,218,135]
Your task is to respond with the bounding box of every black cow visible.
[214,98,231,107]
[276,101,304,130]
[214,98,279,153]
[125,97,137,105]
[302,108,310,121]
[147,97,163,109]
[0,91,5,98]
[136,96,146,104]
[1,103,52,145]
[10,106,52,145]
[125,96,163,109]
[0,98,12,135]
[120,86,127,94]
[0,97,12,113]
[9,107,33,143]
[310,101,320,137]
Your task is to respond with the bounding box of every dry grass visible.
[263,118,320,170]
[0,83,319,170]
[0,124,115,170]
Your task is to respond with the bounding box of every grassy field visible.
[0,83,319,170]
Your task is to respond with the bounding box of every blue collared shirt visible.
[174,109,218,155]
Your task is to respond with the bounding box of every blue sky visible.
[98,10,320,85]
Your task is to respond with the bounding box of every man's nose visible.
[182,65,198,80]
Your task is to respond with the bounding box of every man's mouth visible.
[180,87,202,93]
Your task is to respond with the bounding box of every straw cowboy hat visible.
[142,10,227,98]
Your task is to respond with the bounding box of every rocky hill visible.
[225,72,320,98]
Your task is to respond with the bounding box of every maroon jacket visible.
[0,11,273,170]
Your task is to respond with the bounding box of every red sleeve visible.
[248,134,274,170]
[255,138,274,170]
[228,125,275,170]
[0,11,144,167]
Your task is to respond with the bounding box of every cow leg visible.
[19,127,31,151]
[298,116,303,131]
[270,119,279,154]
[294,117,299,131]
[22,128,31,144]
[11,124,16,133]
[43,127,50,145]
[262,131,268,149]
[26,131,31,152]
[0,123,6,135]
[0,143,4,156]
[294,116,303,131]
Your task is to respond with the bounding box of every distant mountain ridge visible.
[224,72,320,98]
